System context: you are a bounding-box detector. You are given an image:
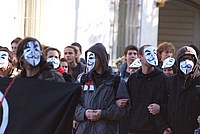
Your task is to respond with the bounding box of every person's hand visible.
[163,128,172,134]
[73,120,78,129]
[85,109,94,120]
[197,115,200,124]
[148,103,160,115]
[90,109,101,121]
[85,109,101,121]
[115,99,129,108]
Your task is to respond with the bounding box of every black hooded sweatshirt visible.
[84,43,112,87]
[127,67,169,134]
[167,46,200,134]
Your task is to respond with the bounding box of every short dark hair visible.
[71,42,82,53]
[138,44,151,55]
[124,45,138,56]
[11,37,22,45]
[60,58,67,62]
[44,47,61,59]
[64,46,78,54]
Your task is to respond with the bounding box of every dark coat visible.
[74,68,130,134]
[167,74,200,134]
[75,43,130,134]
[166,46,200,134]
[18,62,65,82]
[127,68,169,134]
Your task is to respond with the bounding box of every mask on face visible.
[47,57,60,69]
[23,41,42,66]
[86,51,95,72]
[180,60,194,74]
[144,46,158,66]
[0,51,9,68]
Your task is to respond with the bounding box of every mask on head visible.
[47,57,60,69]
[162,57,175,69]
[180,60,194,74]
[23,41,42,66]
[144,46,158,66]
[0,51,9,68]
[86,51,95,72]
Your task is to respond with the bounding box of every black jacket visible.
[18,62,65,82]
[75,43,130,134]
[167,74,200,134]
[74,67,130,134]
[127,67,169,134]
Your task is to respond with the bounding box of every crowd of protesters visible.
[0,36,200,134]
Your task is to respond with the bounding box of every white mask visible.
[23,41,42,66]
[86,51,95,72]
[144,46,158,66]
[47,57,60,69]
[180,60,194,74]
[0,51,9,68]
[129,58,141,68]
[162,57,175,68]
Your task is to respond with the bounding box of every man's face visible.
[126,50,138,65]
[86,51,95,72]
[23,41,42,67]
[0,51,9,68]
[64,48,76,63]
[143,46,158,66]
[46,50,60,69]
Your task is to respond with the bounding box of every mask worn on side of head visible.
[47,57,60,69]
[144,46,158,66]
[23,41,42,66]
[180,59,194,74]
[0,51,9,68]
[86,51,95,72]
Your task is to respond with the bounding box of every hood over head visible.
[85,43,109,74]
[176,46,200,78]
[176,46,197,67]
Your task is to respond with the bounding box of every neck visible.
[69,62,77,68]
[141,65,154,74]
[25,66,40,77]
[126,67,131,73]
[77,58,80,63]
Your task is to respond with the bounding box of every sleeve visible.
[74,87,88,122]
[155,77,170,133]
[74,104,87,122]
[101,79,131,121]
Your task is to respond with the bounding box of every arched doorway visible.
[158,0,200,51]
